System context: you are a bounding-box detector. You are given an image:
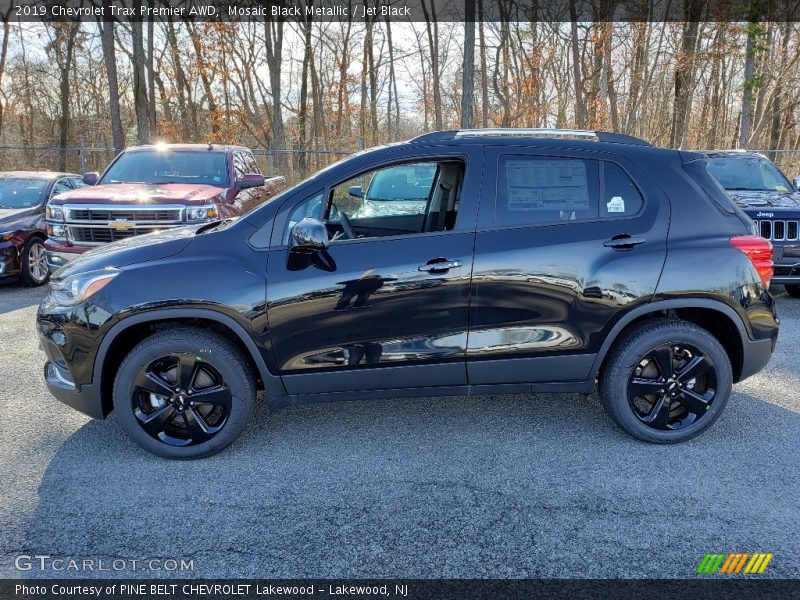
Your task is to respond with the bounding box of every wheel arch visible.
[591,299,748,383]
[94,309,285,416]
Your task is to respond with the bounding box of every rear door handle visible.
[603,235,646,249]
[418,259,462,273]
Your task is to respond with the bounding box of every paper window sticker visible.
[607,196,625,213]
[213,175,222,182]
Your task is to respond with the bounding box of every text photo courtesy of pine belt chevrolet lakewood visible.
[43,143,286,270]
[36,129,779,459]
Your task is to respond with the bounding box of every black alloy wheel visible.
[132,353,232,446]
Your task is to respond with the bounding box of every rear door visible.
[468,146,669,385]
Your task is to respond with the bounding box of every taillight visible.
[730,235,774,287]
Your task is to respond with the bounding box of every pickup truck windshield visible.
[0,177,47,208]
[707,156,792,192]
[100,150,228,186]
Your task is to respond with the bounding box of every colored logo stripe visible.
[697,553,773,574]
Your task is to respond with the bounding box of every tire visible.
[784,285,800,299]
[599,319,732,444]
[20,237,50,287]
[113,327,256,459]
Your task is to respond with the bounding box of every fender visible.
[589,297,748,380]
[93,308,287,406]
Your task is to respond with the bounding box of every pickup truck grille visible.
[757,219,799,242]
[60,204,187,246]
[68,226,162,244]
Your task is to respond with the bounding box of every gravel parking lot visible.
[0,281,798,579]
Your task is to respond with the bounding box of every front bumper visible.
[0,240,21,279]
[770,243,800,284]
[42,361,105,419]
[44,239,90,272]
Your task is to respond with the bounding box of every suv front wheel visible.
[600,320,732,443]
[113,327,256,459]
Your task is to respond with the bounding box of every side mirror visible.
[290,218,329,252]
[238,173,265,190]
[348,186,364,198]
[82,172,99,185]
[793,176,800,191]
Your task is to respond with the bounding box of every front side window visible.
[495,156,599,227]
[100,150,228,186]
[284,160,463,244]
[0,177,48,208]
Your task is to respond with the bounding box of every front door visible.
[266,153,480,395]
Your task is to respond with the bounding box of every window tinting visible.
[496,156,598,226]
[601,162,643,218]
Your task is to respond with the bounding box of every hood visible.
[49,183,227,206]
[53,224,202,279]
[727,189,800,210]
[0,206,43,231]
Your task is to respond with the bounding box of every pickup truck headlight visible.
[46,205,65,222]
[47,224,67,240]
[186,205,218,222]
[47,268,119,307]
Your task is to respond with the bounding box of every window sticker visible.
[212,175,222,182]
[607,196,625,213]
[505,160,589,212]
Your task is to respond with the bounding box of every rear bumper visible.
[0,241,21,279]
[739,336,776,381]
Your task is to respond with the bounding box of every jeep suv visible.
[705,151,800,297]
[36,129,779,459]
[44,143,286,271]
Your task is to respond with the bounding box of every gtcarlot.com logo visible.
[696,552,773,574]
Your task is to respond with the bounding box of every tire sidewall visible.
[604,324,732,443]
[113,331,255,459]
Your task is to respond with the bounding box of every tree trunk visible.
[0,7,11,140]
[739,26,756,148]
[100,14,124,153]
[57,24,79,171]
[569,2,585,128]
[670,2,702,147]
[478,0,489,128]
[298,12,313,175]
[421,0,442,129]
[147,3,156,137]
[460,0,476,129]
[264,20,286,171]
[131,20,149,144]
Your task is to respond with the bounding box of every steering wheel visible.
[330,203,356,240]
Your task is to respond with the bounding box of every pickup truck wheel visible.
[784,285,800,298]
[599,320,732,444]
[113,327,256,459]
[20,237,50,287]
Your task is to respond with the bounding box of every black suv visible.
[705,151,800,297]
[37,129,779,459]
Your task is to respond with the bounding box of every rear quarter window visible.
[601,162,644,218]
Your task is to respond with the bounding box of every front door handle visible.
[603,235,646,249]
[418,258,462,273]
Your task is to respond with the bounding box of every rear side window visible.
[495,156,599,227]
[601,162,643,218]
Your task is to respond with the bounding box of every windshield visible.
[100,150,228,186]
[0,177,48,209]
[365,163,437,201]
[707,156,792,192]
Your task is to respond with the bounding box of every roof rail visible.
[410,128,651,146]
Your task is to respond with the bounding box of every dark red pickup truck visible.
[45,143,286,270]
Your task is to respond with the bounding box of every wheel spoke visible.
[178,355,199,391]
[676,355,712,383]
[137,405,177,436]
[628,377,664,398]
[642,394,671,429]
[676,387,712,415]
[651,345,674,380]
[191,385,230,406]
[133,369,174,397]
[184,408,212,443]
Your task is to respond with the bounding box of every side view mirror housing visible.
[793,176,800,191]
[290,218,329,252]
[82,172,99,185]
[237,173,266,190]
[348,186,364,198]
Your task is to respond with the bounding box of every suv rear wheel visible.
[600,320,732,443]
[113,327,256,459]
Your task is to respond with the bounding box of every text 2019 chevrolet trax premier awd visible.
[37,130,779,459]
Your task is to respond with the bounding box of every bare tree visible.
[461,0,476,128]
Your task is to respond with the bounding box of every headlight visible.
[46,224,67,240]
[186,205,218,222]
[47,268,119,307]
[46,205,64,221]
[1,231,15,242]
